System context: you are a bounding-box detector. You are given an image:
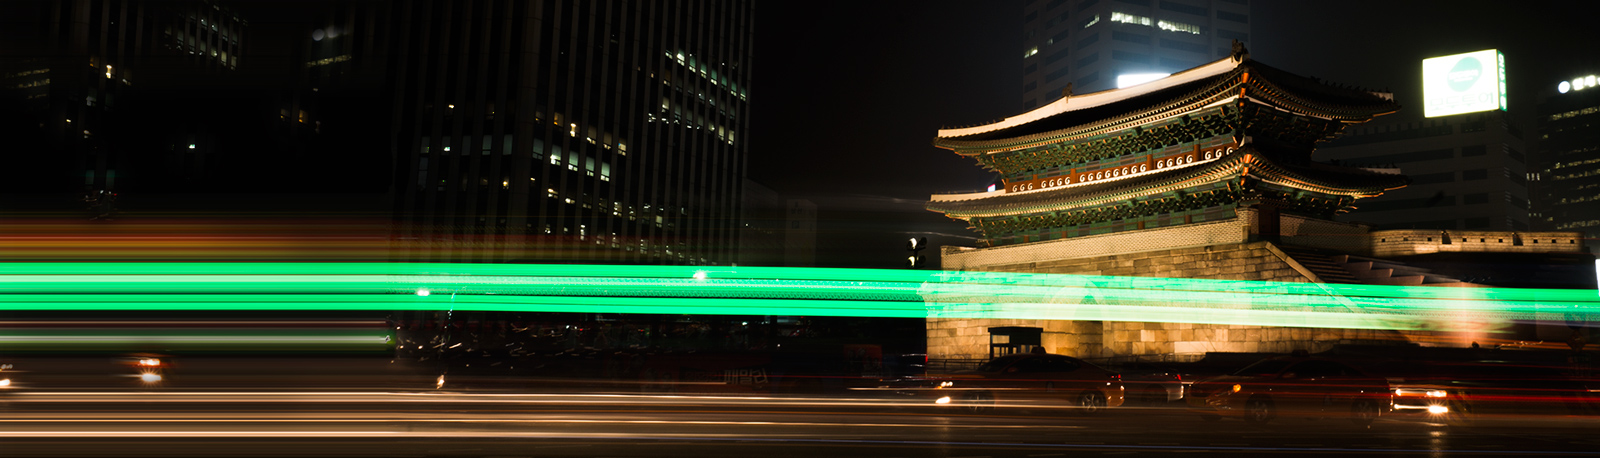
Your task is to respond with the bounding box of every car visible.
[1109,362,1188,405]
[922,353,1125,414]
[0,361,16,406]
[1186,356,1389,425]
[1388,361,1595,426]
[123,354,169,387]
[0,361,14,389]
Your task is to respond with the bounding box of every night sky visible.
[749,0,1600,268]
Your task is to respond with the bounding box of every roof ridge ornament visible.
[1230,40,1249,62]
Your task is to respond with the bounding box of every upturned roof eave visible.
[935,56,1246,139]
[933,61,1400,155]
[927,149,1406,219]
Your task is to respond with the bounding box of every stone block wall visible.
[929,240,1402,359]
[1279,213,1373,254]
[939,217,1248,271]
[1370,230,1587,257]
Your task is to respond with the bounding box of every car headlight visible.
[0,378,10,387]
[939,381,954,388]
[935,396,951,404]
[1425,390,1447,398]
[1232,384,1242,393]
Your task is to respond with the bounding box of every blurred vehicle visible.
[1186,356,1389,425]
[0,361,15,389]
[1389,362,1596,425]
[0,361,16,408]
[921,353,1125,414]
[1109,361,1187,405]
[123,354,169,387]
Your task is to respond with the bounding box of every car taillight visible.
[1111,373,1121,380]
[1174,373,1182,381]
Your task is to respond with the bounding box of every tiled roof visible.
[928,145,1407,219]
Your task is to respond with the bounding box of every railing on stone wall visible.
[927,353,1210,374]
[925,358,988,374]
[1082,353,1207,366]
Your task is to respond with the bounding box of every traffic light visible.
[906,237,928,268]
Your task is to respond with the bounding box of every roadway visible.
[4,391,1600,457]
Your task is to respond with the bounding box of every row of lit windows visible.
[1556,219,1600,229]
[652,69,741,142]
[663,50,746,100]
[1549,105,1600,122]
[539,229,693,260]
[418,135,615,182]
[651,98,737,144]
[428,180,674,230]
[439,214,704,262]
[306,55,351,68]
[1551,167,1600,181]
[163,18,241,69]
[2,68,47,79]
[1102,12,1201,35]
[541,111,629,154]
[9,78,47,90]
[1553,192,1600,205]
[1551,152,1600,170]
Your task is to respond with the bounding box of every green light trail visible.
[0,262,1595,332]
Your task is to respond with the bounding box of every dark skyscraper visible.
[1533,71,1600,241]
[1,0,249,206]
[390,1,753,265]
[1,0,397,213]
[1318,112,1531,232]
[1021,0,1251,110]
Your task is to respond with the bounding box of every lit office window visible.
[1157,20,1201,34]
[1110,12,1152,26]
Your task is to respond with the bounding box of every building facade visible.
[739,180,815,267]
[1,0,248,209]
[1533,71,1600,240]
[390,0,753,265]
[1317,112,1531,232]
[1020,0,1251,110]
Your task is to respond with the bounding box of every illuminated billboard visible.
[1422,49,1506,117]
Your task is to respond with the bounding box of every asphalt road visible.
[3,391,1600,457]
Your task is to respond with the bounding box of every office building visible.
[1532,71,1600,240]
[1,0,248,206]
[1020,0,1252,110]
[739,180,816,267]
[390,1,754,265]
[1317,111,1531,232]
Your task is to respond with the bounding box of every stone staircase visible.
[1273,245,1361,284]
[1276,245,1480,287]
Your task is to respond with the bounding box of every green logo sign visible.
[1447,57,1482,92]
